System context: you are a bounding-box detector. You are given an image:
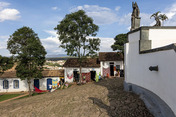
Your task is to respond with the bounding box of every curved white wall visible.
[125,29,176,115]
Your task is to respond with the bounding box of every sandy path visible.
[0,78,153,117]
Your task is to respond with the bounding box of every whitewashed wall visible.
[39,77,60,90]
[149,29,176,49]
[0,78,31,93]
[0,77,61,93]
[64,67,100,83]
[125,29,176,115]
[100,61,123,76]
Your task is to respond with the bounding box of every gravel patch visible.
[0,78,154,117]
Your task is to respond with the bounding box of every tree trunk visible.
[79,66,82,83]
[27,79,32,96]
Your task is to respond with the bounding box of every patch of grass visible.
[17,92,46,100]
[56,87,61,90]
[56,84,72,90]
[0,94,21,102]
[68,84,72,88]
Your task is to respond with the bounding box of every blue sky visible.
[0,0,176,56]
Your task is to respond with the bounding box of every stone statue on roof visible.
[132,2,140,18]
[131,2,141,31]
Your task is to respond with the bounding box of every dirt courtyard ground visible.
[0,78,154,117]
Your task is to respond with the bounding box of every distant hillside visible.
[46,56,77,61]
[46,54,68,58]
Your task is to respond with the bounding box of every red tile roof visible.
[63,58,100,68]
[99,52,123,61]
[0,70,64,78]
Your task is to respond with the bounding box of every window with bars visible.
[14,80,19,89]
[3,80,9,89]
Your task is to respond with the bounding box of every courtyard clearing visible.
[0,78,153,117]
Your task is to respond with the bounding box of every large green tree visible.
[55,10,100,82]
[0,55,14,74]
[7,26,47,96]
[111,33,127,53]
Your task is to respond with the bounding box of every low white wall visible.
[149,29,176,49]
[125,37,176,115]
[64,67,100,83]
[128,29,176,49]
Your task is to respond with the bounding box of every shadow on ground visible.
[89,78,154,117]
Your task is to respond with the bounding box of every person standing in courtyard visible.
[48,84,52,92]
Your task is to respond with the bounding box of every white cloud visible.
[41,36,60,45]
[0,35,8,49]
[164,4,176,19]
[115,6,120,11]
[69,5,153,27]
[99,37,114,52]
[40,30,64,55]
[77,6,83,10]
[0,35,11,56]
[118,12,154,27]
[0,35,9,39]
[45,30,58,37]
[119,2,176,28]
[141,13,154,26]
[127,26,131,31]
[70,5,118,25]
[88,36,114,52]
[40,30,115,56]
[52,7,58,10]
[0,2,10,10]
[0,9,20,22]
[118,13,131,25]
[138,3,176,26]
[163,3,176,26]
[0,2,20,22]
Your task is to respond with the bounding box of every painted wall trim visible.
[140,43,176,54]
[128,26,176,35]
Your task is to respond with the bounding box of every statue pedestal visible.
[134,18,140,29]
[131,18,141,31]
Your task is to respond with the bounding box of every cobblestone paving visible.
[0,78,154,117]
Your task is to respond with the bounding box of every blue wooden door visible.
[47,78,52,90]
[34,79,39,89]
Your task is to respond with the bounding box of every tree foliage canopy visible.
[7,26,47,96]
[0,55,14,74]
[55,10,100,58]
[111,34,127,53]
[7,26,46,79]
